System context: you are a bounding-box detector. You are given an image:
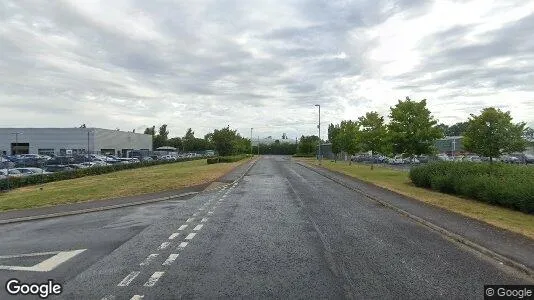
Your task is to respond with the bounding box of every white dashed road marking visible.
[193,224,203,231]
[130,295,144,300]
[168,233,180,240]
[201,218,208,223]
[207,211,214,215]
[178,225,188,230]
[140,254,159,266]
[162,254,179,266]
[178,242,188,249]
[158,242,170,250]
[118,271,140,287]
[101,295,116,300]
[144,271,164,287]
[185,233,197,240]
[186,218,194,223]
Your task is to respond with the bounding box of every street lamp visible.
[315,104,321,165]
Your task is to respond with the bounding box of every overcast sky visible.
[1,0,533,140]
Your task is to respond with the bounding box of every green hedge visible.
[0,157,205,191]
[409,162,534,213]
[292,153,316,157]
[206,154,251,164]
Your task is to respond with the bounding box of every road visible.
[0,156,531,299]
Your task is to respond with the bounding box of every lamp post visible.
[315,104,321,165]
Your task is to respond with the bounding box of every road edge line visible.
[295,160,534,279]
[0,192,199,225]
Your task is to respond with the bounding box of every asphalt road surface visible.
[0,156,531,299]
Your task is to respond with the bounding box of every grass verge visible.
[0,158,251,212]
[297,158,534,240]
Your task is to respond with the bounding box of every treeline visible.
[321,97,530,162]
[143,125,250,156]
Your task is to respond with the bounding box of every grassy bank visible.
[0,158,251,212]
[297,158,534,239]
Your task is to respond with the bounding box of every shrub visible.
[207,157,219,164]
[409,162,534,214]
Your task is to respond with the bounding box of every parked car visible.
[463,155,482,162]
[44,165,75,172]
[500,155,521,164]
[15,167,51,175]
[437,154,451,161]
[510,153,534,164]
[0,169,24,177]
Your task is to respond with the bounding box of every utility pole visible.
[315,104,321,165]
[250,128,253,155]
[257,136,260,156]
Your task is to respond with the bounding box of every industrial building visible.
[0,128,152,157]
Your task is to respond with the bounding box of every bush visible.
[292,153,316,158]
[0,156,205,191]
[207,157,219,164]
[409,162,534,213]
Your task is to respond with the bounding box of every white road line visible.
[0,249,87,272]
[178,242,188,249]
[130,295,144,300]
[101,295,116,300]
[168,233,180,240]
[201,218,208,223]
[144,271,164,287]
[186,218,194,223]
[193,224,203,231]
[140,254,159,266]
[192,212,199,217]
[178,225,188,230]
[118,271,140,287]
[185,233,197,240]
[162,254,179,266]
[207,211,214,215]
[158,242,170,250]
[198,207,205,211]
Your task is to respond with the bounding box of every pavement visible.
[0,156,532,299]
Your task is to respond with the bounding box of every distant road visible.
[0,156,531,299]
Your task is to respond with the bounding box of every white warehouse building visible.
[0,128,152,157]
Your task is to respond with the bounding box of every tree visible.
[464,107,527,163]
[447,122,469,136]
[388,97,443,157]
[182,128,195,151]
[338,120,360,164]
[357,111,390,155]
[211,126,249,156]
[297,135,320,155]
[144,126,156,136]
[167,137,182,150]
[328,123,342,160]
[524,127,534,141]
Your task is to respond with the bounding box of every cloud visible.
[0,0,533,140]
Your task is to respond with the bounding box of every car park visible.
[15,167,51,175]
[500,155,521,164]
[0,169,25,177]
[44,165,75,172]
